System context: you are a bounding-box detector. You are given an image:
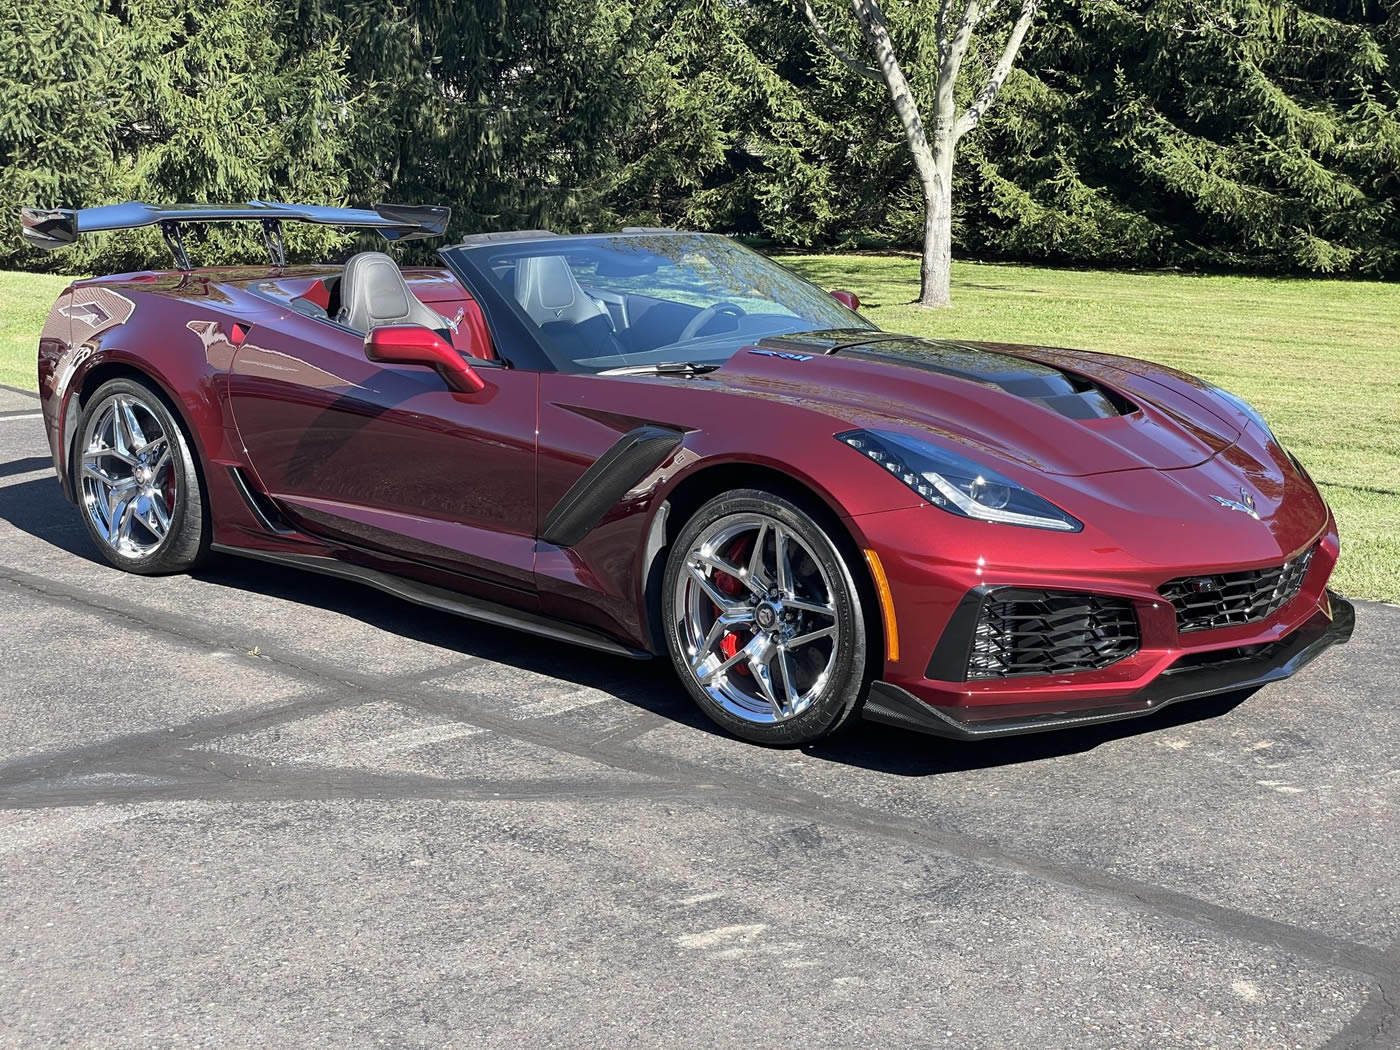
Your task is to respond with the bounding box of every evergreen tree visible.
[286,0,680,246]
[2,0,355,272]
[967,0,1400,273]
[4,0,1398,276]
[0,1,123,270]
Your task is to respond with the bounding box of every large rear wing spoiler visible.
[19,201,451,269]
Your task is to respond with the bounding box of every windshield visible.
[451,233,874,373]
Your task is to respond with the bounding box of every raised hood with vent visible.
[697,332,1243,478]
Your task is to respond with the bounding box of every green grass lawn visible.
[0,270,70,389]
[2,258,1395,599]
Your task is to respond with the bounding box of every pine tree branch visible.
[953,0,1039,142]
[799,0,880,80]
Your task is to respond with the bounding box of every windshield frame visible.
[438,231,876,375]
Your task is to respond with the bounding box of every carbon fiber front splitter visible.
[863,592,1356,741]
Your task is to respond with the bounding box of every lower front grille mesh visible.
[967,592,1140,679]
[1159,546,1316,633]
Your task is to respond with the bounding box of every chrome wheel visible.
[79,392,176,558]
[674,512,839,724]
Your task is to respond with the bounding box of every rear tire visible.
[662,488,868,746]
[72,377,209,575]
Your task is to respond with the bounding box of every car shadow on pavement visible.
[0,456,53,480]
[193,551,707,729]
[195,552,1256,773]
[0,474,103,561]
[0,466,1255,774]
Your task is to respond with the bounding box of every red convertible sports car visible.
[22,201,1352,745]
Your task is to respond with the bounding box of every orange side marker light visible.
[862,549,899,663]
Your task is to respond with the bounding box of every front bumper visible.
[863,592,1354,740]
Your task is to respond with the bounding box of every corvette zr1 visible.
[22,201,1353,745]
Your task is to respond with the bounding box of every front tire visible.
[72,377,209,575]
[662,489,869,746]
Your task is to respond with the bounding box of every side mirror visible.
[828,289,861,311]
[365,324,486,394]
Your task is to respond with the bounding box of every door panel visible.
[228,316,538,590]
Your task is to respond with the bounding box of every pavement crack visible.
[1319,942,1400,1049]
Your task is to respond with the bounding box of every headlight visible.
[837,429,1082,532]
[1211,387,1276,443]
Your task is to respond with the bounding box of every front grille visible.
[967,592,1140,679]
[1159,546,1315,634]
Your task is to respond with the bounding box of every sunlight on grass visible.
[0,271,70,390]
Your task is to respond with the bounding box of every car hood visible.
[698,330,1244,478]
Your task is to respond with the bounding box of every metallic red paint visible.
[34,247,1351,740]
[364,324,486,392]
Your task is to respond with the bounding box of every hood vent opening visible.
[833,341,1139,421]
[1037,372,1139,420]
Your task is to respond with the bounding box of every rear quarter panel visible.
[37,287,75,468]
[39,273,274,508]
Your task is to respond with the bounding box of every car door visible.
[227,311,539,593]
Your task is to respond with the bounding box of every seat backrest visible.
[514,255,608,327]
[513,255,628,364]
[337,251,448,334]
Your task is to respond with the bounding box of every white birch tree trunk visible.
[921,154,955,307]
[801,0,1041,308]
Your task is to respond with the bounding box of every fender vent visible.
[538,425,684,548]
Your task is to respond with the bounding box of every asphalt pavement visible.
[1,381,1396,1049]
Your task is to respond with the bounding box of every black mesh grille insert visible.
[1159,546,1315,634]
[967,592,1140,679]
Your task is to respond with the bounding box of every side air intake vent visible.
[538,425,684,548]
[227,466,294,535]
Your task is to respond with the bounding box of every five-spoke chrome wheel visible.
[79,392,177,558]
[674,511,840,724]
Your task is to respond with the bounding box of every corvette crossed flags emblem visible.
[1210,488,1261,520]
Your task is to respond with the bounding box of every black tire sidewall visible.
[662,489,868,746]
[73,377,207,575]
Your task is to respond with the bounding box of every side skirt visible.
[210,543,652,661]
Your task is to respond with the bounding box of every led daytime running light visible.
[838,430,1081,532]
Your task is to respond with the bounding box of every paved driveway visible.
[1,382,1396,1049]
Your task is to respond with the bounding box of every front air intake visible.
[963,590,1140,679]
[1159,546,1316,633]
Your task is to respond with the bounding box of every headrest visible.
[338,251,446,333]
[514,255,607,327]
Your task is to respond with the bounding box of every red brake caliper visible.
[712,536,751,675]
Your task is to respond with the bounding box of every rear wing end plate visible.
[19,201,450,268]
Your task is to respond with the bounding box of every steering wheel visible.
[679,302,746,342]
